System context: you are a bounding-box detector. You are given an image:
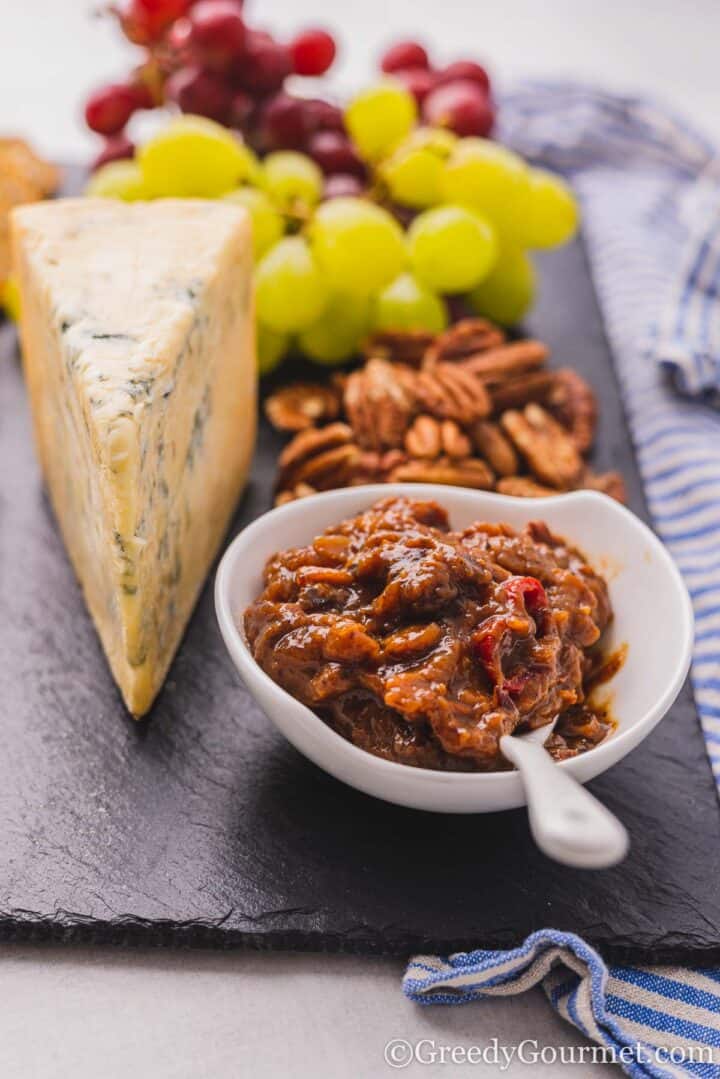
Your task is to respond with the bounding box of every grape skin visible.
[299,291,372,364]
[138,115,259,197]
[345,80,417,161]
[261,151,323,212]
[468,244,535,326]
[408,204,497,293]
[310,197,407,297]
[373,272,448,333]
[256,237,328,333]
[223,186,284,260]
[85,160,148,201]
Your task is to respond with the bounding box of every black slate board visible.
[2,231,719,965]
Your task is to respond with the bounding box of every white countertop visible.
[3,1,718,1075]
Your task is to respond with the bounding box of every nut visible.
[547,369,597,452]
[363,330,436,367]
[277,422,359,491]
[414,362,490,425]
[405,414,442,459]
[461,340,549,383]
[490,370,556,413]
[470,420,519,477]
[496,476,558,498]
[425,318,506,364]
[501,404,584,489]
[355,448,408,484]
[344,358,416,450]
[265,382,341,432]
[275,482,317,506]
[440,420,472,460]
[389,456,495,489]
[580,470,627,503]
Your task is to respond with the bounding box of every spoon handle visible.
[499,735,629,869]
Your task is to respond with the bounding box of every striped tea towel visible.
[403,84,720,1078]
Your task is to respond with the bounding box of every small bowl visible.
[215,485,693,813]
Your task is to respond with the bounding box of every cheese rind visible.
[11,197,256,716]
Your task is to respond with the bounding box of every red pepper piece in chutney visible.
[244,497,615,772]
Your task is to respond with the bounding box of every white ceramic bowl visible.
[215,485,693,813]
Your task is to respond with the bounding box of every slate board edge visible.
[2,913,719,966]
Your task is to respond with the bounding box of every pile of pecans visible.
[264,318,626,505]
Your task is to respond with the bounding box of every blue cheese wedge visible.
[11,197,256,716]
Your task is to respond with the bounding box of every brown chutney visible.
[244,496,616,772]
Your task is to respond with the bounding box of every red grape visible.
[234,30,291,93]
[84,83,138,136]
[434,60,490,94]
[308,131,364,177]
[290,29,336,76]
[229,89,254,129]
[167,16,193,54]
[393,66,435,104]
[380,40,429,73]
[120,0,190,44]
[259,92,309,150]
[91,134,136,172]
[165,65,232,122]
[189,1,246,70]
[303,98,344,133]
[323,173,364,199]
[422,80,495,137]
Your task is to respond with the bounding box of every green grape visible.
[299,291,372,365]
[139,115,259,198]
[407,205,497,293]
[442,137,531,238]
[223,187,284,260]
[256,237,327,334]
[309,197,406,297]
[514,168,579,248]
[344,80,417,161]
[403,126,458,157]
[468,244,536,326]
[1,275,20,322]
[373,272,448,333]
[382,147,444,209]
[261,151,322,213]
[257,324,290,375]
[85,161,147,201]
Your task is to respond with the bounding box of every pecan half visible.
[405,414,442,459]
[425,318,506,364]
[275,482,317,505]
[547,369,598,452]
[580,470,627,503]
[265,382,341,432]
[363,330,435,367]
[461,340,549,383]
[414,363,490,425]
[501,404,584,489]
[344,358,416,450]
[440,420,472,459]
[389,456,494,489]
[496,476,557,498]
[355,448,408,484]
[490,371,556,413]
[470,420,519,477]
[277,422,360,491]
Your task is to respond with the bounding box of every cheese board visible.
[2,214,720,964]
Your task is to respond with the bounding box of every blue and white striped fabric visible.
[403,84,720,1078]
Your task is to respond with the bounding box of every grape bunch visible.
[84,0,342,170]
[84,15,579,374]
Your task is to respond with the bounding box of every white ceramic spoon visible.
[500,720,629,868]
